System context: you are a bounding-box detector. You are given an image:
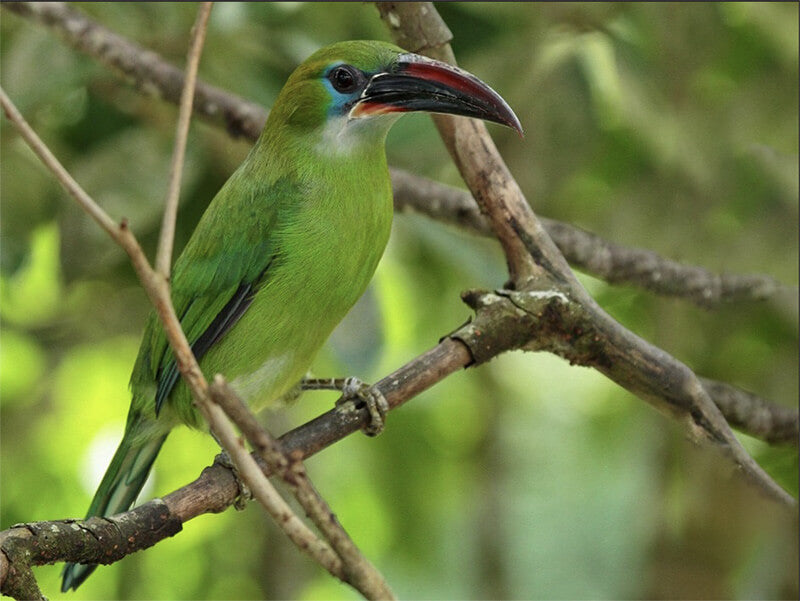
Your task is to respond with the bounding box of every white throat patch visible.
[316,112,399,157]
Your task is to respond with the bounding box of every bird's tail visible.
[61,418,168,592]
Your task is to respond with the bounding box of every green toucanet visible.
[62,40,520,591]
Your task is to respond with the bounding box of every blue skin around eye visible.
[323,63,362,118]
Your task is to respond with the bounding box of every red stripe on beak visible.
[353,53,523,136]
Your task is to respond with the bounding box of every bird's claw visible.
[337,376,389,437]
[214,451,252,510]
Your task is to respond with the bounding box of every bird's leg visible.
[212,434,252,510]
[301,376,389,436]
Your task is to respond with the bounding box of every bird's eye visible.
[328,65,360,94]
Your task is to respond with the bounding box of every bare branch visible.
[156,1,213,277]
[2,499,182,591]
[390,170,797,309]
[3,1,793,310]
[0,1,266,140]
[0,322,793,590]
[700,378,799,446]
[206,402,348,580]
[279,339,472,458]
[206,380,345,582]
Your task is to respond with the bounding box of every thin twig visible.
[210,377,396,600]
[206,381,346,581]
[156,1,213,277]
[0,338,469,599]
[207,405,347,580]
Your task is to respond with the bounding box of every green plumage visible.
[136,42,400,433]
[62,39,519,592]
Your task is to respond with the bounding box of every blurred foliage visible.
[1,2,798,600]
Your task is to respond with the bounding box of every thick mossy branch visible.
[0,500,182,599]
[454,287,799,447]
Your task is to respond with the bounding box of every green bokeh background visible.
[1,3,798,599]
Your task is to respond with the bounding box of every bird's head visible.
[266,40,521,154]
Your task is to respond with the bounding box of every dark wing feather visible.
[130,176,298,416]
[154,279,258,415]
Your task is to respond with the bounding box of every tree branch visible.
[156,1,212,277]
[0,338,469,596]
[2,0,794,310]
[375,1,795,507]
[390,170,798,309]
[0,289,794,591]
[700,378,799,446]
[210,377,396,601]
[0,1,265,140]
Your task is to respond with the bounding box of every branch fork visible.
[374,1,796,508]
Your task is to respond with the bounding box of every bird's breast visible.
[282,165,394,312]
[215,164,394,410]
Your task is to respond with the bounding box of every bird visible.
[61,39,521,592]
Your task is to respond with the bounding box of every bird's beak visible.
[352,53,523,136]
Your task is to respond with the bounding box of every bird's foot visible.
[340,376,389,437]
[302,376,389,436]
[214,450,252,510]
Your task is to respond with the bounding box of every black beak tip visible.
[508,114,524,138]
[490,94,523,138]
[489,102,523,138]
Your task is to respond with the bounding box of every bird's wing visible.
[130,176,296,415]
[152,278,263,415]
